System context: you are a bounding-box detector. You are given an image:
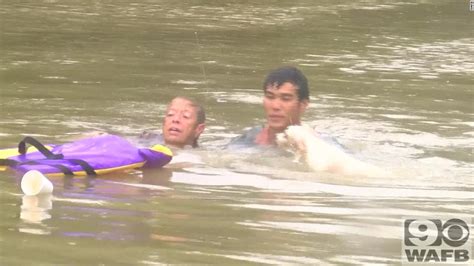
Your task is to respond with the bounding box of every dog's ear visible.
[276,132,288,147]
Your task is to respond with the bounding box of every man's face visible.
[162,98,204,148]
[263,82,308,132]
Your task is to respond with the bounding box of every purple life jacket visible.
[0,135,172,176]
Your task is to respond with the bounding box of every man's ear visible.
[299,99,309,113]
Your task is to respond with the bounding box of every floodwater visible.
[0,0,473,265]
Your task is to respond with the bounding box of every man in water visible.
[141,96,206,148]
[229,67,388,177]
[231,66,309,146]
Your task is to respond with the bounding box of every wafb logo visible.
[402,218,471,264]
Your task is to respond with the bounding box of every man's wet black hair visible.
[263,66,309,101]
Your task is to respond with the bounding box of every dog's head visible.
[276,125,314,153]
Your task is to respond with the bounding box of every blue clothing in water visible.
[228,126,264,148]
[228,125,346,151]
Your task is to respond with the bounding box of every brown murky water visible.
[1,0,472,264]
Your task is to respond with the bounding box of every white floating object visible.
[21,170,54,196]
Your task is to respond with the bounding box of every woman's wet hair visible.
[173,96,205,124]
[195,103,206,125]
[263,66,309,101]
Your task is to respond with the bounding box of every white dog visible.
[277,125,388,177]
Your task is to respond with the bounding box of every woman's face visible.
[162,98,203,148]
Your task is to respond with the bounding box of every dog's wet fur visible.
[277,125,389,177]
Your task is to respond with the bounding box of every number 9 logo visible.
[405,219,442,246]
